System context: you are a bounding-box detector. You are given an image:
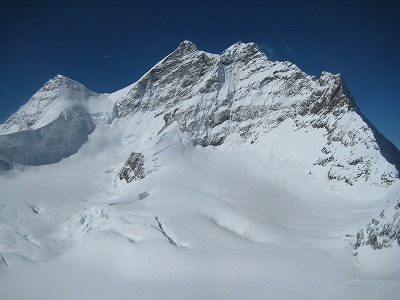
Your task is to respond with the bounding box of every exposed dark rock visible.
[157,109,179,135]
[118,152,145,183]
[0,160,10,171]
[138,191,150,200]
[353,203,400,250]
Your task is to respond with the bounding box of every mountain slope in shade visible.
[0,109,95,170]
[0,41,399,299]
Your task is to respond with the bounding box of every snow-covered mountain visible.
[0,74,115,133]
[115,41,399,188]
[0,41,399,299]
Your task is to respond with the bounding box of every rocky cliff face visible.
[353,202,400,251]
[114,41,399,188]
[118,152,145,183]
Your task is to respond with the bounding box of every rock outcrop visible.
[118,152,145,183]
[353,203,400,250]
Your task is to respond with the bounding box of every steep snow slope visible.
[0,41,399,299]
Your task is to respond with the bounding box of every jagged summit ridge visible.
[177,40,198,53]
[113,41,399,188]
[220,41,264,64]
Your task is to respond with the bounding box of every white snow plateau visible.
[0,41,399,299]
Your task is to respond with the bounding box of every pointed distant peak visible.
[178,40,198,52]
[43,74,79,88]
[319,71,339,80]
[51,74,77,83]
[168,40,198,58]
[318,71,346,88]
[225,41,259,52]
[159,40,199,64]
[317,71,359,113]
[220,41,264,64]
[40,74,96,95]
[54,74,71,80]
[55,74,67,79]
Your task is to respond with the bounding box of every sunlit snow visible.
[0,41,399,299]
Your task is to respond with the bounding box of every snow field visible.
[1,117,399,299]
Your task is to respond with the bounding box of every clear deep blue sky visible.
[1,0,399,148]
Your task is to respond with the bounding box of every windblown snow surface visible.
[0,42,399,299]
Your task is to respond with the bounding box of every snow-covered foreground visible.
[1,117,399,300]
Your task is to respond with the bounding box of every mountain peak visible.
[51,74,78,85]
[220,41,264,64]
[40,74,94,94]
[55,74,70,79]
[178,40,197,52]
[226,41,259,51]
[0,75,98,134]
[114,41,399,188]
[157,41,199,66]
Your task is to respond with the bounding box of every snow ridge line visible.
[155,216,178,246]
[1,254,8,267]
[15,231,42,250]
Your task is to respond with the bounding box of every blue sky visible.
[1,0,399,148]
